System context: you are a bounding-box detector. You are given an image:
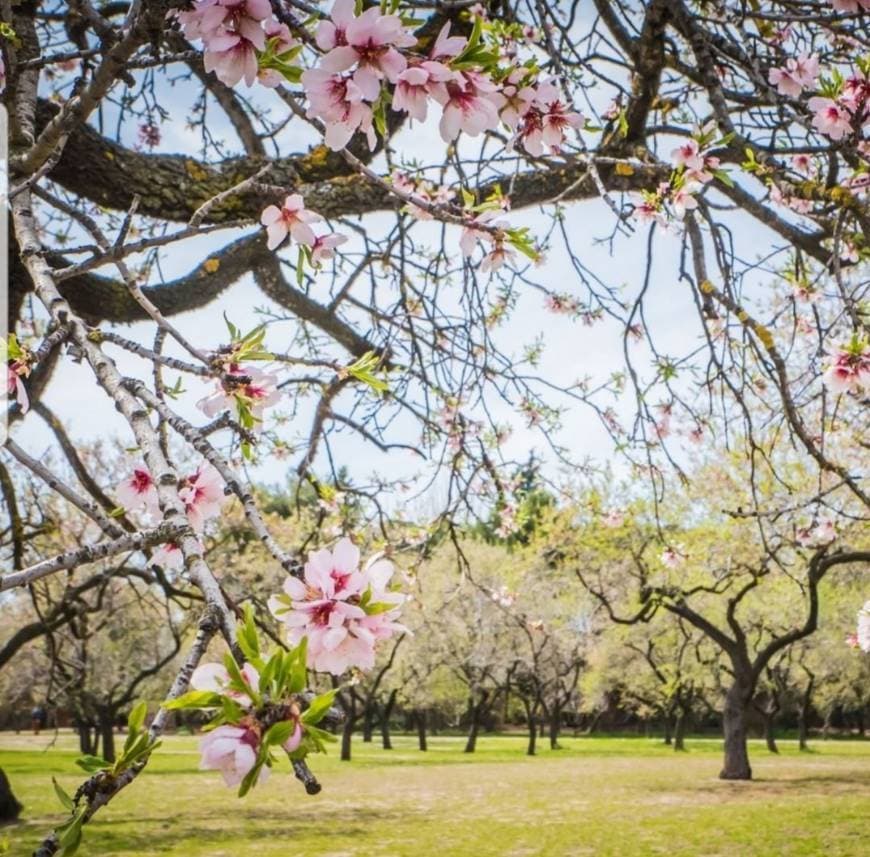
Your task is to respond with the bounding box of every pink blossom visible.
[179,463,225,532]
[117,467,160,517]
[602,509,624,528]
[191,661,260,707]
[6,365,28,412]
[499,69,536,130]
[199,724,264,788]
[311,232,348,265]
[791,153,817,176]
[315,0,355,51]
[671,181,701,218]
[768,54,819,97]
[857,601,870,653]
[459,209,508,258]
[198,363,282,425]
[429,21,467,60]
[269,537,406,675]
[392,61,452,121]
[660,547,684,569]
[830,0,870,12]
[175,0,273,88]
[517,99,584,156]
[807,97,853,140]
[318,3,416,101]
[152,541,184,571]
[841,73,870,124]
[480,242,516,272]
[301,69,376,150]
[545,293,579,315]
[671,139,705,172]
[260,194,322,250]
[822,340,870,393]
[431,71,505,142]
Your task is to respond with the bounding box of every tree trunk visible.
[663,711,673,746]
[340,691,356,762]
[763,713,778,754]
[416,709,427,751]
[798,709,809,751]
[341,717,353,761]
[99,711,116,763]
[526,707,537,756]
[0,768,22,822]
[538,717,545,739]
[465,694,485,753]
[362,701,375,743]
[673,709,686,752]
[77,723,95,755]
[720,680,753,780]
[381,689,397,750]
[548,707,561,750]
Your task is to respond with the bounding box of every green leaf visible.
[52,777,74,811]
[301,689,337,726]
[163,690,225,710]
[237,604,261,666]
[263,720,297,747]
[127,701,147,735]
[75,755,109,774]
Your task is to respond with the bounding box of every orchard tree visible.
[2,0,870,849]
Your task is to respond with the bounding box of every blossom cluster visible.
[635,125,727,224]
[117,462,225,568]
[821,337,870,394]
[190,660,302,788]
[269,537,407,675]
[5,336,31,414]
[795,517,837,548]
[172,0,299,88]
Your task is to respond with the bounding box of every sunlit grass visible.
[1,732,868,856]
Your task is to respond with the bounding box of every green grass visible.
[1,731,868,856]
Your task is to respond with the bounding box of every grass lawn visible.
[1,731,868,856]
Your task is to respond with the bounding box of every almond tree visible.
[2,0,870,848]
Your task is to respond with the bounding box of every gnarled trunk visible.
[720,679,753,780]
[0,768,22,822]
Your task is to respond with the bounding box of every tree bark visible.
[416,709,427,751]
[464,692,487,753]
[381,689,397,750]
[362,701,374,743]
[663,711,673,746]
[77,723,95,755]
[526,707,537,757]
[720,679,753,780]
[0,768,22,822]
[341,717,354,762]
[99,711,116,763]
[763,714,778,754]
[674,709,687,752]
[548,707,561,750]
